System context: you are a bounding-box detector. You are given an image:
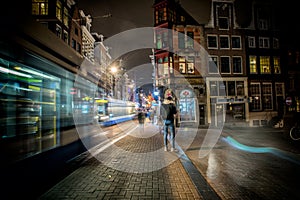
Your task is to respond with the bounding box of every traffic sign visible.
[286,97,292,105]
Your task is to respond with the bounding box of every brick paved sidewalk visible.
[39,123,203,200]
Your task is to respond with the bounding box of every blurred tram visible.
[0,10,141,199]
[95,98,136,122]
[0,26,136,174]
[0,53,137,165]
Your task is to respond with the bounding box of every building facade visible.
[153,0,206,126]
[153,0,285,127]
[204,0,248,127]
[243,0,284,127]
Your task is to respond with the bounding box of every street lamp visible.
[149,48,156,93]
[110,66,118,74]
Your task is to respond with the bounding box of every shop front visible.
[207,77,249,127]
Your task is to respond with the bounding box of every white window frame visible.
[56,24,62,38]
[63,30,69,44]
[249,55,257,74]
[260,56,271,74]
[262,82,273,110]
[250,82,262,111]
[248,36,256,48]
[207,35,218,49]
[218,17,229,30]
[232,56,243,74]
[220,35,230,49]
[231,35,242,49]
[208,56,219,74]
[220,56,231,74]
[273,56,281,74]
[259,37,270,48]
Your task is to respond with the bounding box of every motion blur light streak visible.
[223,136,300,165]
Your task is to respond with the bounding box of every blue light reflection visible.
[223,136,300,165]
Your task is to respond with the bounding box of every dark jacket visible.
[160,99,177,120]
[137,111,145,123]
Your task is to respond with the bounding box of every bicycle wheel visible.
[290,127,300,140]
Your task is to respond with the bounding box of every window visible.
[232,56,242,74]
[179,57,186,73]
[220,56,230,74]
[228,81,236,96]
[260,56,271,74]
[178,32,185,49]
[249,56,257,74]
[275,83,284,111]
[158,58,163,77]
[179,90,196,122]
[71,39,76,50]
[259,37,270,48]
[273,38,279,49]
[63,30,68,44]
[157,8,165,23]
[220,36,230,49]
[156,34,162,49]
[168,10,175,22]
[208,56,218,74]
[219,81,226,96]
[262,83,273,110]
[74,28,79,36]
[273,56,281,74]
[250,83,261,111]
[56,24,62,38]
[258,19,268,30]
[218,17,229,29]
[63,8,69,28]
[186,32,194,48]
[76,43,81,53]
[248,36,256,48]
[180,16,185,22]
[232,36,241,49]
[210,81,218,96]
[207,35,217,49]
[275,83,284,96]
[163,57,169,76]
[187,57,194,74]
[162,31,169,48]
[169,57,173,74]
[56,0,62,21]
[236,81,244,96]
[32,0,48,15]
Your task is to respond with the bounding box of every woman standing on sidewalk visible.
[160,96,177,152]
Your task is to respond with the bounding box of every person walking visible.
[137,108,145,130]
[160,96,177,152]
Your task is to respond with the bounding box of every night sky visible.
[77,0,283,38]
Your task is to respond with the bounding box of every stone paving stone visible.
[39,124,203,200]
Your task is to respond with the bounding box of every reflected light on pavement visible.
[223,136,300,166]
[206,152,220,180]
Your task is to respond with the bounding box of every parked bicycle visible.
[290,122,300,141]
